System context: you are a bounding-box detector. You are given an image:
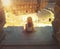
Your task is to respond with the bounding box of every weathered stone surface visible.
[0,0,6,42]
[54,5,60,18]
[53,0,60,43]
[0,0,6,27]
[52,19,60,33]
[56,0,60,6]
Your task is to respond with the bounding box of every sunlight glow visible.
[4,9,54,28]
[21,13,38,23]
[4,12,53,28]
[1,0,11,7]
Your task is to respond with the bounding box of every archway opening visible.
[1,0,56,45]
[1,0,55,28]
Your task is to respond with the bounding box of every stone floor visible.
[2,26,54,45]
[0,25,59,49]
[1,45,60,49]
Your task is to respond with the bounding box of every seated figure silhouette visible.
[25,17,34,33]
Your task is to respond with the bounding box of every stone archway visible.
[0,0,60,43]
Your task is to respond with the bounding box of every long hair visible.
[27,17,33,27]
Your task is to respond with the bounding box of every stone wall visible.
[0,0,6,32]
[52,0,60,43]
[0,0,6,41]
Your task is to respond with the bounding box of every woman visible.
[25,17,34,33]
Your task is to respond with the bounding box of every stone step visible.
[0,45,60,49]
[0,32,6,49]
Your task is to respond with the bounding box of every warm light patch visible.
[21,13,38,23]
[4,9,54,28]
[1,0,11,7]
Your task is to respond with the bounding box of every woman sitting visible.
[25,17,34,33]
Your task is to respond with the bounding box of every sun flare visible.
[1,0,11,7]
